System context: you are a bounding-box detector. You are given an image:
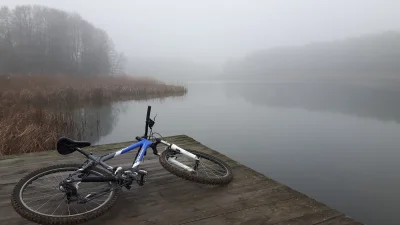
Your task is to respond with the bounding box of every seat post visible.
[76,147,90,158]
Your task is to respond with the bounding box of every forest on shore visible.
[0,5,126,76]
[222,31,400,85]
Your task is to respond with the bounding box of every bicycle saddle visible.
[57,137,91,155]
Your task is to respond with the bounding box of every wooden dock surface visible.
[0,135,362,225]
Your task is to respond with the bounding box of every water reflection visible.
[225,82,400,124]
[72,103,119,143]
[71,95,187,144]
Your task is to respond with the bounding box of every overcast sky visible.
[2,0,400,64]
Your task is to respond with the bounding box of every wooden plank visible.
[178,197,334,225]
[273,209,344,225]
[316,216,364,225]
[0,135,363,225]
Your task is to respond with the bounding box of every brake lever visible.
[147,118,155,129]
[150,138,161,156]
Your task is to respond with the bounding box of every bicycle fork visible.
[160,140,200,173]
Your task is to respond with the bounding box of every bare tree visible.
[0,4,125,76]
[109,42,127,76]
[0,6,14,74]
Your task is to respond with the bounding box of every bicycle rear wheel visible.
[159,149,233,185]
[11,164,120,225]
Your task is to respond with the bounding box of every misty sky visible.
[3,0,400,64]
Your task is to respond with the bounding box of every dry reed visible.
[0,75,187,106]
[0,75,187,155]
[0,104,75,155]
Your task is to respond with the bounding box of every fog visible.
[3,1,400,224]
[2,1,400,82]
[3,0,400,66]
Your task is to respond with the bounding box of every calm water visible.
[85,81,400,225]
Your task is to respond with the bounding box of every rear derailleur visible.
[58,181,79,204]
[59,172,114,204]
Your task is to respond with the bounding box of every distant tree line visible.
[223,31,400,80]
[0,5,126,76]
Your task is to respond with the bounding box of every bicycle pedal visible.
[136,170,147,186]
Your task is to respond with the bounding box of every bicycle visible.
[11,106,233,225]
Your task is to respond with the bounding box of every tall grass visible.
[0,75,187,106]
[0,75,187,156]
[0,105,77,155]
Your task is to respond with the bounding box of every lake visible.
[82,81,400,225]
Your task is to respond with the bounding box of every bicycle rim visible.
[19,167,114,217]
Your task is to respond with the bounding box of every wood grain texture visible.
[0,135,362,225]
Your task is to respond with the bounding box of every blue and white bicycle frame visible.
[76,137,200,175]
[70,105,202,186]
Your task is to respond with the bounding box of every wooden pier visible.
[0,135,362,225]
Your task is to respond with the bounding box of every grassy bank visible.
[0,75,187,155]
[0,75,187,106]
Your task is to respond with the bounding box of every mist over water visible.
[2,1,400,224]
[85,82,400,225]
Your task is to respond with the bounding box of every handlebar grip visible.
[146,106,151,120]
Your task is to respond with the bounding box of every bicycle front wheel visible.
[159,149,233,185]
[11,164,120,225]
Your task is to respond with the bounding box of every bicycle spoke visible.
[199,163,211,178]
[200,161,226,177]
[24,190,55,198]
[200,161,218,177]
[51,199,65,215]
[25,194,56,204]
[20,167,114,217]
[83,204,88,213]
[88,199,102,206]
[34,193,61,211]
[72,205,79,214]
[44,175,58,190]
